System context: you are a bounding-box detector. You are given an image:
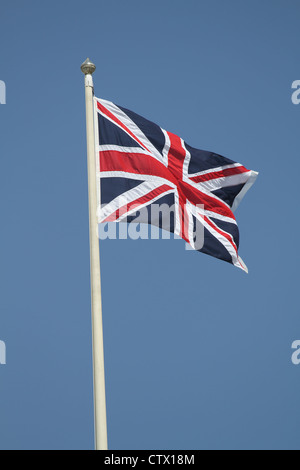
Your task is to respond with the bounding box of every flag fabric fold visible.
[94,97,258,272]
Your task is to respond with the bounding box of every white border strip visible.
[232,170,259,212]
[93,97,101,213]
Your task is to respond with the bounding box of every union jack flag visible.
[94,98,258,272]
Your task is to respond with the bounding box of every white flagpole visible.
[81,58,108,451]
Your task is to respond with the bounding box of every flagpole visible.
[81,58,108,451]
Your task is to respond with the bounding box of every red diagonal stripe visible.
[178,183,236,220]
[191,166,249,184]
[97,102,150,153]
[204,214,238,256]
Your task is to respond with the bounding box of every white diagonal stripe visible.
[191,205,247,272]
[96,98,165,165]
[161,129,170,166]
[195,171,252,193]
[195,205,237,225]
[181,139,191,178]
[98,180,175,223]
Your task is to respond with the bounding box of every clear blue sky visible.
[0,0,299,450]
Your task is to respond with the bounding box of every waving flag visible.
[94,97,258,272]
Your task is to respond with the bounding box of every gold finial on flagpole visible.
[81,58,96,75]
